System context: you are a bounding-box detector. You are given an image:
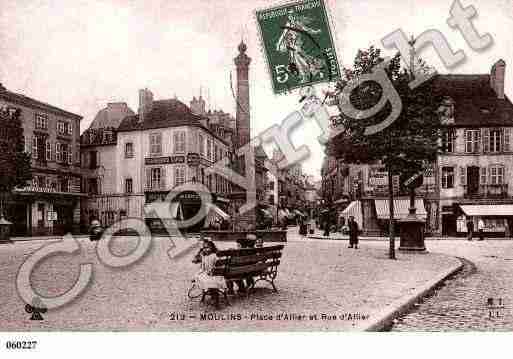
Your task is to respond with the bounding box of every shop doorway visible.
[442,214,457,236]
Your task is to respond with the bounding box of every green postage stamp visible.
[256,0,341,94]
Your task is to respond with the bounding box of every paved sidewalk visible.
[0,236,460,331]
[10,234,89,242]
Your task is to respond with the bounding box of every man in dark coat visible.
[466,218,474,241]
[323,210,330,237]
[348,216,359,249]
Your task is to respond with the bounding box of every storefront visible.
[339,200,363,229]
[459,204,513,237]
[374,198,427,235]
[9,189,83,236]
[144,201,183,234]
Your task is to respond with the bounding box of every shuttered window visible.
[459,167,466,185]
[46,140,52,161]
[503,128,510,152]
[174,166,186,187]
[466,130,480,153]
[490,166,505,185]
[199,134,205,156]
[150,133,162,156]
[480,167,487,185]
[173,131,186,153]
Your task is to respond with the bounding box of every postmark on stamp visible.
[256,0,341,94]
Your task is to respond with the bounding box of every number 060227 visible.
[5,341,37,350]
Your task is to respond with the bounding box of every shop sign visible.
[145,156,185,165]
[187,152,200,166]
[176,191,201,202]
[369,170,388,186]
[47,211,58,221]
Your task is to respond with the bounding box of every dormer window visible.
[438,97,455,125]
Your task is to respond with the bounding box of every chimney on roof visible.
[190,94,206,115]
[138,88,153,122]
[490,59,506,99]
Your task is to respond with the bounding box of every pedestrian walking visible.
[323,211,330,237]
[466,218,474,241]
[478,218,485,241]
[348,216,359,249]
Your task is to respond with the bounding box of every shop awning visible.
[334,197,349,204]
[339,200,363,229]
[460,204,513,217]
[374,199,427,220]
[204,203,230,228]
[144,202,183,220]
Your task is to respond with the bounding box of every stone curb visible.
[357,256,464,332]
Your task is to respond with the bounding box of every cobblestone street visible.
[0,230,458,331]
[392,240,513,331]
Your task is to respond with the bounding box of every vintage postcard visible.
[1,0,513,356]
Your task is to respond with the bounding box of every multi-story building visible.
[80,42,270,233]
[81,91,233,232]
[322,59,513,237]
[0,83,83,236]
[434,59,513,237]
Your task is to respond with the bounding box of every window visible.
[480,167,487,185]
[174,166,186,187]
[125,142,134,158]
[57,121,65,135]
[89,150,97,169]
[46,140,52,161]
[483,128,510,153]
[443,128,456,153]
[57,143,69,164]
[459,167,466,185]
[207,138,212,161]
[148,167,164,189]
[67,122,73,136]
[490,166,505,185]
[199,134,205,156]
[88,178,98,195]
[465,130,480,153]
[56,143,61,162]
[441,167,454,189]
[125,178,133,193]
[214,144,218,162]
[60,177,70,192]
[174,131,186,153]
[35,113,48,130]
[489,129,501,153]
[150,133,162,156]
[32,137,38,159]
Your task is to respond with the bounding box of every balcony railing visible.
[144,183,168,192]
[464,184,509,199]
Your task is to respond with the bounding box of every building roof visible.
[117,99,230,146]
[430,74,513,127]
[0,84,82,120]
[89,102,135,129]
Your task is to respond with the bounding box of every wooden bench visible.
[199,245,284,307]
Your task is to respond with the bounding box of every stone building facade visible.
[321,59,513,237]
[0,83,83,236]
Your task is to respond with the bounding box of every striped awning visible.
[204,203,230,228]
[339,200,363,228]
[374,199,427,220]
[460,204,513,217]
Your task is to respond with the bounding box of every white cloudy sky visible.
[1,0,513,179]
